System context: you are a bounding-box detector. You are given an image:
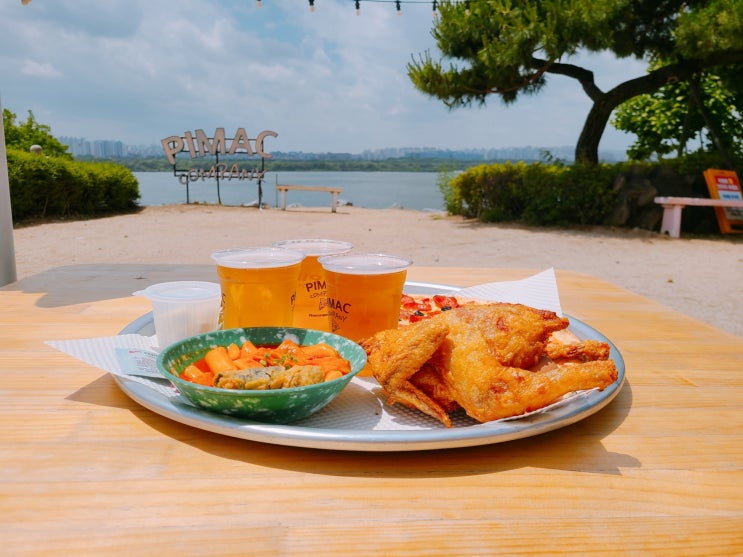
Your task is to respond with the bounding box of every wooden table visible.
[2,265,742,556]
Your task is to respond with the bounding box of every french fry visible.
[226,342,241,360]
[204,346,238,373]
[299,342,340,359]
[324,370,344,382]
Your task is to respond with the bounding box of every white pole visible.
[0,96,18,286]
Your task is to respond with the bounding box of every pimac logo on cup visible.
[303,279,326,294]
[328,298,350,334]
[328,298,352,314]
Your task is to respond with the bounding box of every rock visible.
[607,171,657,227]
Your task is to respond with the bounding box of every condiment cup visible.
[134,281,222,349]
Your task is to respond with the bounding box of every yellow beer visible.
[211,248,304,328]
[319,253,412,342]
[273,239,354,331]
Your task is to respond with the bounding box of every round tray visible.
[115,281,625,451]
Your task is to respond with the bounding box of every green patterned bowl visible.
[156,327,367,424]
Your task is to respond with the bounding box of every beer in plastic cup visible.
[318,252,412,342]
[134,281,222,348]
[273,239,354,331]
[211,247,305,328]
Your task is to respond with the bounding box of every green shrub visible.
[445,155,743,232]
[522,163,617,226]
[447,162,530,220]
[448,161,617,227]
[81,161,140,211]
[7,149,140,222]
[437,167,462,214]
[477,162,529,222]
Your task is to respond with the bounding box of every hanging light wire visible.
[264,0,478,16]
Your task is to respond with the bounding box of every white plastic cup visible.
[134,281,222,348]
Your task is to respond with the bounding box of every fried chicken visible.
[545,337,611,363]
[362,302,618,426]
[360,317,453,426]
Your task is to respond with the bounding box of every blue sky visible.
[0,0,647,154]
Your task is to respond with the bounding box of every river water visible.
[134,171,447,211]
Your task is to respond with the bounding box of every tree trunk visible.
[575,99,614,164]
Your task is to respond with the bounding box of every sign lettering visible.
[160,127,278,205]
[161,127,277,165]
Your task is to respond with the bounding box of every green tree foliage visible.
[612,61,743,164]
[408,0,743,165]
[3,108,72,159]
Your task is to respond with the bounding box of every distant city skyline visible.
[59,135,627,162]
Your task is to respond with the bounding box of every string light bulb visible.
[261,0,482,17]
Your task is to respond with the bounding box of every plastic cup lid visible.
[272,239,354,256]
[134,281,221,303]
[318,252,412,275]
[211,247,305,269]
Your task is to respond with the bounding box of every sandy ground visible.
[11,204,743,338]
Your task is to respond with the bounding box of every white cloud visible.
[21,60,63,78]
[0,0,642,154]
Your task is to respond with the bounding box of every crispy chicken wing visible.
[545,338,611,363]
[360,318,452,426]
[410,363,461,415]
[363,302,618,426]
[430,303,570,370]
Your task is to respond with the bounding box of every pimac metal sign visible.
[160,127,278,205]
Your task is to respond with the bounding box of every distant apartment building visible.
[56,137,623,162]
[60,136,125,158]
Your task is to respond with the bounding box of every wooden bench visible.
[654,196,743,238]
[275,184,344,213]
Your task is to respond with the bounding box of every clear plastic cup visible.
[272,239,354,331]
[318,252,412,342]
[211,247,305,328]
[134,281,222,348]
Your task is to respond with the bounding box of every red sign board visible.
[704,169,743,234]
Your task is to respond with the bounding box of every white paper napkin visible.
[46,335,178,397]
[451,267,562,315]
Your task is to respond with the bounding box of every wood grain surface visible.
[1,266,741,556]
